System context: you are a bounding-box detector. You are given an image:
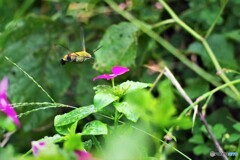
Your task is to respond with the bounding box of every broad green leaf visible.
[189,134,204,144]
[55,123,73,136]
[124,89,156,122]
[118,80,152,95]
[193,144,211,155]
[82,120,108,135]
[94,22,138,71]
[212,124,226,139]
[54,105,95,127]
[114,102,140,122]
[94,92,119,111]
[233,123,240,132]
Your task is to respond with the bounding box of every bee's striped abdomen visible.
[60,51,92,65]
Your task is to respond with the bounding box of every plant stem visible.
[205,0,228,38]
[149,70,164,92]
[111,78,115,87]
[5,56,56,103]
[151,19,175,29]
[199,113,228,160]
[180,79,240,118]
[91,135,103,152]
[114,109,118,127]
[158,0,240,97]
[104,0,237,100]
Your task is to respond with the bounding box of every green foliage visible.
[82,120,108,135]
[0,0,240,159]
[94,22,138,71]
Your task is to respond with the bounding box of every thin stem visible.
[114,109,118,127]
[205,0,228,38]
[159,0,240,97]
[202,41,240,96]
[5,56,56,103]
[199,113,228,160]
[149,70,164,93]
[180,79,240,118]
[201,94,212,116]
[91,135,103,152]
[111,78,115,88]
[0,131,15,147]
[17,105,76,118]
[104,0,237,100]
[151,19,175,29]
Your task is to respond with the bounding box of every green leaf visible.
[64,134,83,151]
[94,22,138,71]
[224,29,240,42]
[54,105,95,127]
[193,144,211,155]
[212,124,226,139]
[155,80,176,127]
[233,123,240,132]
[114,102,140,122]
[228,133,240,142]
[94,92,119,111]
[39,134,64,143]
[184,77,209,99]
[82,120,108,135]
[69,121,78,135]
[118,80,152,95]
[189,134,204,144]
[187,34,238,70]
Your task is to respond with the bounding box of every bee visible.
[60,28,93,65]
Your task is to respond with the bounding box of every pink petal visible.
[0,77,8,94]
[0,77,20,127]
[75,150,93,160]
[112,66,129,76]
[93,74,116,81]
[31,141,45,156]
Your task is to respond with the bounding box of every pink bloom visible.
[93,66,129,81]
[118,3,127,10]
[31,141,45,156]
[0,77,20,127]
[75,150,93,160]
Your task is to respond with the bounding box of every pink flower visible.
[31,141,45,156]
[93,66,129,81]
[75,150,94,160]
[0,77,20,127]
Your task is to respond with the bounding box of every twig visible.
[199,113,228,160]
[0,131,15,147]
